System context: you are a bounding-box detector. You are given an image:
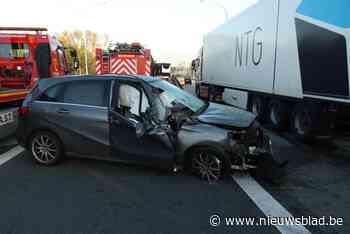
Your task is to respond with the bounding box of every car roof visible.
[37,74,161,89]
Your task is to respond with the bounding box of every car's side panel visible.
[176,122,231,163]
[30,101,110,157]
[109,79,175,168]
[110,111,174,166]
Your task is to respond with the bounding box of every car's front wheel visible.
[189,147,227,182]
[30,131,63,165]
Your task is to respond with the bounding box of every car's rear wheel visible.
[30,131,63,165]
[189,147,226,182]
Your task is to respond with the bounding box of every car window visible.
[62,81,109,107]
[38,83,65,102]
[38,80,110,107]
[116,84,150,119]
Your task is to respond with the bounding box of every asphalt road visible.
[258,131,350,234]
[0,147,281,234]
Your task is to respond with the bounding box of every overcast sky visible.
[1,0,258,64]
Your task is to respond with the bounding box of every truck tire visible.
[268,100,289,131]
[291,103,334,141]
[249,95,267,123]
[291,103,316,140]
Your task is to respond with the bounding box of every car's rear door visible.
[109,79,175,167]
[33,79,111,157]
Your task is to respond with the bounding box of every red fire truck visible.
[95,42,151,76]
[0,27,78,104]
[95,43,185,88]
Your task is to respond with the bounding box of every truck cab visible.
[96,42,152,76]
[0,27,78,104]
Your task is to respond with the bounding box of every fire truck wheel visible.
[268,100,289,131]
[29,131,63,166]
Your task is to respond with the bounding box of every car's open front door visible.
[109,80,175,168]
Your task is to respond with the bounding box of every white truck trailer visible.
[196,0,350,139]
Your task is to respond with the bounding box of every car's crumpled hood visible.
[197,103,257,129]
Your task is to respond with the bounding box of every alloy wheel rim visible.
[192,152,222,182]
[32,135,57,163]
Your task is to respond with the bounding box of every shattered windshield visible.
[149,79,205,113]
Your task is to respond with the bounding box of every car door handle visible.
[57,109,70,114]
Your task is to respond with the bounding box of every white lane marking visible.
[232,174,311,234]
[0,146,25,166]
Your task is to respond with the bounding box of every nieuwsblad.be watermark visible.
[209,214,344,227]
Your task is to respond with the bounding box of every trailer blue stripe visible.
[297,0,350,28]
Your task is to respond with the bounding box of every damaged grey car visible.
[16,75,276,182]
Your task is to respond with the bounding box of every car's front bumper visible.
[230,133,281,171]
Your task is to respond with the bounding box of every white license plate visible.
[0,111,14,126]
